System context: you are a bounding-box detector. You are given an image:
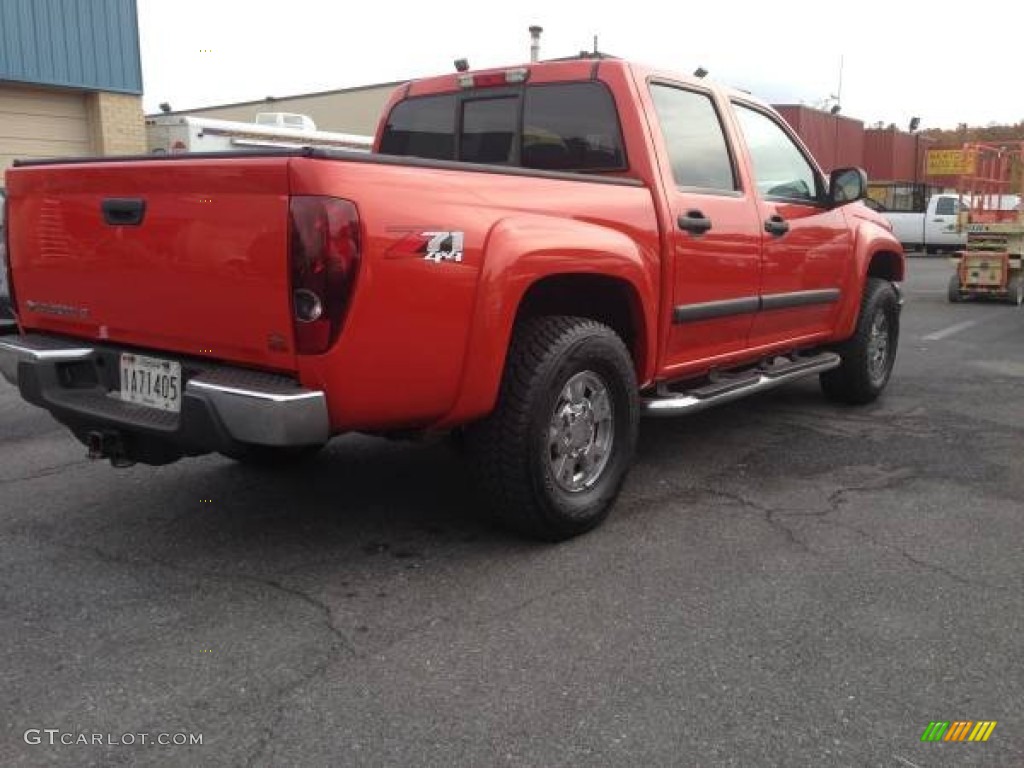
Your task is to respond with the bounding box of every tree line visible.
[920,121,1024,145]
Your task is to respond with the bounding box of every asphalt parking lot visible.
[1,256,1022,767]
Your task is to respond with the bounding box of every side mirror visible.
[827,167,868,207]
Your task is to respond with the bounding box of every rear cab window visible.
[379,82,627,173]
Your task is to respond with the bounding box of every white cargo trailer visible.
[145,115,372,154]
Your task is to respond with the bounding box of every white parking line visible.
[922,316,993,341]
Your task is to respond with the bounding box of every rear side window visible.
[522,84,625,171]
[379,83,626,172]
[379,94,456,160]
[650,84,737,191]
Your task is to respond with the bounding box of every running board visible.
[641,352,841,417]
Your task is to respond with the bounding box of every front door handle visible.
[764,215,790,237]
[678,210,712,235]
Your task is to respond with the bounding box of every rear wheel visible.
[1006,274,1023,306]
[947,273,963,303]
[820,278,900,405]
[466,316,638,541]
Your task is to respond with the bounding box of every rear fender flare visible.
[439,214,656,426]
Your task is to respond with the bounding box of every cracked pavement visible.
[1,257,1023,767]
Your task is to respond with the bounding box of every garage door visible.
[0,84,92,172]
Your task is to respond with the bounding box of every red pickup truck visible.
[0,58,903,540]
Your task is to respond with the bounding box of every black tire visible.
[465,316,638,541]
[220,444,322,467]
[1006,274,1023,306]
[947,273,963,303]
[820,278,900,405]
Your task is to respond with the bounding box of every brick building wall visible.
[87,92,146,155]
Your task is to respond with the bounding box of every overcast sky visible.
[138,0,1021,130]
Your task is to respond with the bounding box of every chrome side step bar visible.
[641,352,841,418]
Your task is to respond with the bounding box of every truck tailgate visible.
[5,157,296,371]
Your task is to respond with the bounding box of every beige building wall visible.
[165,83,403,137]
[1,84,145,172]
[87,91,146,155]
[0,83,91,171]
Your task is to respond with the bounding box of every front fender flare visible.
[834,219,905,341]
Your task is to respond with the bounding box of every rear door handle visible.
[678,210,712,235]
[764,215,789,237]
[102,198,146,226]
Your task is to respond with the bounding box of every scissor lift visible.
[948,142,1024,305]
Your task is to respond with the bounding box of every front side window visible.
[935,197,958,216]
[734,104,819,202]
[649,84,737,191]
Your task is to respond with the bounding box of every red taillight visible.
[288,196,361,355]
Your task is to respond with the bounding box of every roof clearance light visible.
[504,68,529,83]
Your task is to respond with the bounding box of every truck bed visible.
[6,148,658,430]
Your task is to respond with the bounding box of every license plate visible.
[119,353,182,412]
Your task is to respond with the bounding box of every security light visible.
[693,67,708,78]
[454,58,470,73]
[830,104,841,115]
[909,117,921,132]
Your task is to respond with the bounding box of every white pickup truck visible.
[879,193,966,253]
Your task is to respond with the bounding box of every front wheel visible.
[465,316,638,541]
[947,274,963,303]
[820,278,900,405]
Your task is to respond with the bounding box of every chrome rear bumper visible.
[0,334,328,455]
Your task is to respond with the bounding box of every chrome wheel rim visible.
[547,371,615,493]
[867,310,891,384]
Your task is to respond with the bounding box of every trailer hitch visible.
[86,430,136,468]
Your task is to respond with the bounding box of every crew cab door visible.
[646,82,763,373]
[927,194,962,246]
[730,101,850,347]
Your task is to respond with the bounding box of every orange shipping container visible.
[774,105,865,172]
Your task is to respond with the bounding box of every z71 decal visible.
[387,229,466,264]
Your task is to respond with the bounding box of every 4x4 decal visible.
[387,229,465,263]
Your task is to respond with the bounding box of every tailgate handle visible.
[102,198,146,226]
